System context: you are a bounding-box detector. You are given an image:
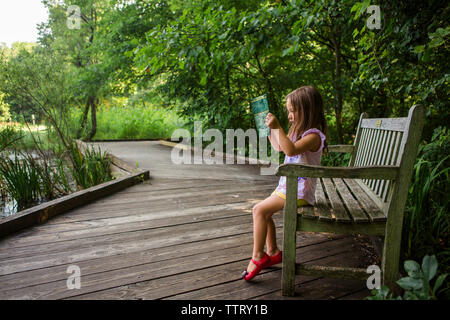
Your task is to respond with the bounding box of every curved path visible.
[0,141,372,300]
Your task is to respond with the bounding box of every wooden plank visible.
[377,130,394,197]
[363,128,381,185]
[295,264,368,280]
[382,131,403,202]
[299,205,316,219]
[0,232,340,293]
[0,214,258,263]
[276,164,399,180]
[297,217,386,236]
[374,130,393,196]
[359,128,373,167]
[1,233,347,300]
[327,145,354,153]
[41,186,275,225]
[343,179,386,222]
[73,183,275,208]
[332,178,369,223]
[0,204,256,250]
[321,178,351,222]
[160,237,358,300]
[353,127,368,166]
[0,232,255,292]
[0,170,150,238]
[370,129,388,190]
[116,178,272,195]
[349,112,368,167]
[315,178,333,221]
[71,237,351,300]
[360,117,407,131]
[249,247,370,300]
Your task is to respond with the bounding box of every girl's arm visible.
[267,129,281,151]
[266,113,321,156]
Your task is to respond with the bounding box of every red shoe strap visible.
[251,253,268,267]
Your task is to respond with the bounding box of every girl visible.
[242,85,328,281]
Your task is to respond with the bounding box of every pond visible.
[0,193,18,218]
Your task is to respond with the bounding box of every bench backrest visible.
[349,105,425,215]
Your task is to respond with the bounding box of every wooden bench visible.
[275,105,425,296]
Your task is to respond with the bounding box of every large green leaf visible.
[421,255,438,281]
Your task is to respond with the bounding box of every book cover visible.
[250,94,270,137]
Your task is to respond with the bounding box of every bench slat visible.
[370,129,389,190]
[382,131,403,202]
[374,130,393,195]
[359,128,373,167]
[361,117,408,131]
[364,128,381,185]
[299,205,316,219]
[354,127,368,166]
[343,179,386,222]
[316,179,333,221]
[380,131,400,202]
[322,178,351,223]
[332,178,369,223]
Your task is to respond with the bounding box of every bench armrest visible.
[326,145,354,153]
[275,163,399,180]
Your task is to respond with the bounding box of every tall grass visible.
[68,103,185,140]
[0,123,115,214]
[0,150,41,210]
[67,140,113,190]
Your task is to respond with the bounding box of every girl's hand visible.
[265,112,280,129]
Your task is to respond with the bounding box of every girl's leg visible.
[247,194,285,273]
[266,217,280,257]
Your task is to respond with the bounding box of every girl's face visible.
[286,99,297,124]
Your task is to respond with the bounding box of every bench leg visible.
[281,176,298,296]
[381,229,401,295]
[281,231,296,296]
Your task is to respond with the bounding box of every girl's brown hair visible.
[286,85,328,149]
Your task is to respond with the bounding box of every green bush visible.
[367,255,448,300]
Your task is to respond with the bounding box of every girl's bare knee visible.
[252,204,264,219]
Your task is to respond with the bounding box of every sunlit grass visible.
[67,103,186,140]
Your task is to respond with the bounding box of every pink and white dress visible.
[272,128,326,206]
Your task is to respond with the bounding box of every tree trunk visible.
[85,97,97,141]
[76,101,90,139]
[333,37,344,144]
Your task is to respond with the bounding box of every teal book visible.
[250,94,270,137]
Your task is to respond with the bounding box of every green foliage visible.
[403,126,450,283]
[68,101,185,140]
[0,150,41,210]
[321,151,351,167]
[0,92,11,122]
[67,140,113,190]
[0,125,23,153]
[367,255,448,300]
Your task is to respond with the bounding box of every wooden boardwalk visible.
[0,141,373,300]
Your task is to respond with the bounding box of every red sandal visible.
[264,250,282,268]
[241,253,270,281]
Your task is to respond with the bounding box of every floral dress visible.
[272,128,326,206]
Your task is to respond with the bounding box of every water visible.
[0,194,18,218]
[0,193,49,219]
